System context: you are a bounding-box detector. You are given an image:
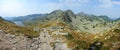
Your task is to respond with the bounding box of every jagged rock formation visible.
[14,10,118,34]
[61,10,76,23]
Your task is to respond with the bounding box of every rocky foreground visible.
[0,28,70,50]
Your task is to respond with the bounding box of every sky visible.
[0,0,120,19]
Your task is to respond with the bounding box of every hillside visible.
[1,10,120,50]
[0,16,39,37]
[0,16,71,50]
[17,10,118,34]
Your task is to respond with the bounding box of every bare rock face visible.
[0,30,30,50]
[62,10,76,23]
[0,28,70,50]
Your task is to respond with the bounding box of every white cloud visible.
[98,0,120,8]
[112,1,120,5]
[58,0,90,7]
[42,0,90,11]
[78,0,90,3]
[42,3,62,13]
[98,0,113,8]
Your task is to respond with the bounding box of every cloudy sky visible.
[0,0,120,19]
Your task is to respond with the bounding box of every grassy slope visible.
[0,19,39,37]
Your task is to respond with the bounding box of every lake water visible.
[14,21,24,26]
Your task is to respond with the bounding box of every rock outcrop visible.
[61,10,76,23]
[0,28,70,50]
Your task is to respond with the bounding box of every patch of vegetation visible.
[62,27,120,50]
[63,34,74,40]
[114,29,120,33]
[0,20,39,37]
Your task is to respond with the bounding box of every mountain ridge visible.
[2,10,120,34]
[1,10,120,50]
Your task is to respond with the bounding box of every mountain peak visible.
[50,10,63,14]
[64,9,76,18]
[65,9,73,13]
[98,15,111,21]
[77,12,90,16]
[61,10,76,23]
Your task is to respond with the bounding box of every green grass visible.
[0,20,39,37]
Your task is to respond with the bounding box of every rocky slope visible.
[20,10,117,34]
[0,16,71,50]
[0,28,70,50]
[1,10,120,50]
[0,16,39,37]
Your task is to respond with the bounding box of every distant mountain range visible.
[3,14,48,21]
[2,10,120,33]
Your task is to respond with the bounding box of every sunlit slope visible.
[21,10,116,34]
[0,16,39,37]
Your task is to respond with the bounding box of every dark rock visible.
[88,41,103,50]
[118,48,120,50]
[62,10,76,23]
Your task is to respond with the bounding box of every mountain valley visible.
[0,10,120,50]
